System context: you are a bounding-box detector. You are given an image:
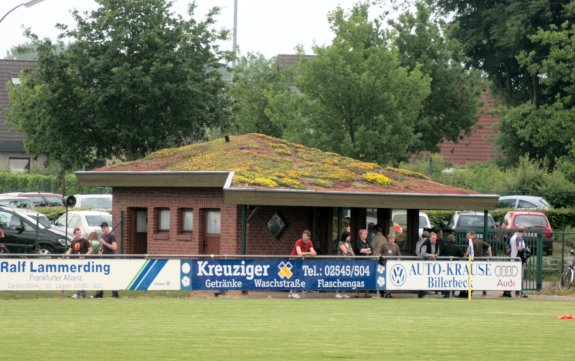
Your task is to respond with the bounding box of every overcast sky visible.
[0,0,383,59]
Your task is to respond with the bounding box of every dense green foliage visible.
[0,172,108,195]
[403,155,575,208]
[432,0,575,168]
[389,2,482,154]
[7,0,230,171]
[230,2,481,165]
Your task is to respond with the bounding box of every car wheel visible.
[38,245,55,255]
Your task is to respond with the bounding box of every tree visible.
[228,53,283,137]
[7,0,230,171]
[432,0,573,106]
[277,3,431,165]
[389,1,482,154]
[497,14,575,168]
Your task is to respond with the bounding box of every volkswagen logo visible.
[494,265,519,277]
[390,264,407,287]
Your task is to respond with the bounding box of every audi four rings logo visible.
[494,265,519,277]
[390,264,407,286]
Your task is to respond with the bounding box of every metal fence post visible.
[537,233,543,290]
[560,230,565,276]
[120,210,124,255]
[34,215,39,253]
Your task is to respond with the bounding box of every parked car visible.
[497,195,551,210]
[72,194,112,211]
[392,211,432,239]
[53,210,112,249]
[498,211,553,256]
[0,206,71,254]
[0,196,36,209]
[447,211,497,240]
[2,192,63,207]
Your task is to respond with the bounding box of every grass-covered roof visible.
[101,133,478,195]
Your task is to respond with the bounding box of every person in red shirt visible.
[290,229,317,257]
[289,230,316,299]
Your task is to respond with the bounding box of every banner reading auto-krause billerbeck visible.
[383,260,522,291]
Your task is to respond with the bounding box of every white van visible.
[73,194,112,211]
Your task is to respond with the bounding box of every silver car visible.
[497,195,551,210]
[53,211,112,249]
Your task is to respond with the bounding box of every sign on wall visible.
[381,260,522,291]
[180,259,376,291]
[0,258,521,291]
[0,258,180,291]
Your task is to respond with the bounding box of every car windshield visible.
[392,214,429,228]
[81,198,112,209]
[457,215,495,228]
[85,214,112,227]
[45,196,63,206]
[515,215,548,228]
[0,199,33,209]
[28,214,52,228]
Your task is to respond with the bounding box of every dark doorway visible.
[130,208,147,254]
[203,209,221,254]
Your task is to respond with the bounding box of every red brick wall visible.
[112,187,241,255]
[112,188,315,256]
[245,206,313,255]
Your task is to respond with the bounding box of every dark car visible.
[0,206,70,254]
[2,192,64,207]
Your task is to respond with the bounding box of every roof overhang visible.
[76,171,498,210]
[75,171,229,188]
[223,188,498,210]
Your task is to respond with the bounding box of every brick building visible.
[439,89,501,166]
[77,134,497,256]
[0,59,48,172]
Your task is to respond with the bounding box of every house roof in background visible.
[439,89,501,166]
[0,60,36,143]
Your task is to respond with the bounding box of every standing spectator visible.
[415,230,429,256]
[460,231,492,298]
[380,233,401,258]
[67,228,93,299]
[371,224,387,256]
[442,234,464,258]
[440,234,463,298]
[418,232,440,298]
[503,227,527,298]
[289,230,316,299]
[355,229,373,298]
[465,231,493,259]
[380,233,401,298]
[419,232,440,260]
[336,231,354,299]
[93,222,119,299]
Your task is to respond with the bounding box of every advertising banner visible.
[382,260,522,291]
[0,258,180,291]
[0,257,521,291]
[180,259,376,291]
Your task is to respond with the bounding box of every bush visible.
[0,172,109,195]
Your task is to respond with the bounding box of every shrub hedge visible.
[0,172,109,195]
[427,208,575,231]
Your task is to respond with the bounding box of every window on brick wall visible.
[180,209,193,232]
[206,210,220,234]
[157,208,170,231]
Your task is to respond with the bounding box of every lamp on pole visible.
[0,0,45,26]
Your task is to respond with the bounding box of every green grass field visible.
[1,296,574,360]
